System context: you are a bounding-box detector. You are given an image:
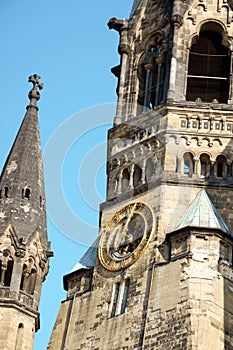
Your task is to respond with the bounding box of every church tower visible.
[48,1,233,349]
[0,75,52,350]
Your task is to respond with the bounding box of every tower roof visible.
[176,190,231,235]
[69,238,98,273]
[0,75,48,248]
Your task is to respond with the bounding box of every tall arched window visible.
[122,168,130,192]
[200,154,210,178]
[15,323,24,350]
[138,39,167,109]
[215,155,227,178]
[4,259,13,287]
[187,22,230,103]
[133,165,142,187]
[183,152,194,177]
[0,251,14,287]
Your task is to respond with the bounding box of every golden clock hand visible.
[119,203,137,245]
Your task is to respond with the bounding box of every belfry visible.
[48,1,233,349]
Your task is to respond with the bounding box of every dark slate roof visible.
[176,190,231,235]
[0,80,48,248]
[69,238,98,273]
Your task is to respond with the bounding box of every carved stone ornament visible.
[15,249,26,258]
[171,14,183,28]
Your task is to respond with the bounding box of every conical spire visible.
[176,190,231,235]
[0,74,48,248]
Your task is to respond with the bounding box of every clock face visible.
[98,203,154,271]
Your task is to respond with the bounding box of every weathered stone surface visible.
[48,0,233,349]
[0,76,52,350]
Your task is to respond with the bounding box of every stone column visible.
[143,63,154,108]
[228,50,233,103]
[198,114,203,129]
[176,157,182,173]
[167,9,183,101]
[227,162,232,177]
[117,174,122,195]
[155,58,164,107]
[129,165,135,189]
[193,158,198,174]
[114,26,130,125]
[210,161,215,179]
[141,163,146,184]
[0,268,5,286]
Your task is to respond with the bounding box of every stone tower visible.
[48,1,233,349]
[0,75,52,350]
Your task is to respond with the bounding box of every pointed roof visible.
[0,75,48,248]
[69,238,98,274]
[176,190,231,235]
[63,239,98,290]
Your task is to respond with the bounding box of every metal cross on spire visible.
[28,74,44,108]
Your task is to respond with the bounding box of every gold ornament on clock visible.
[98,202,154,271]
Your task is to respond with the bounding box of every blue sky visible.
[0,1,132,349]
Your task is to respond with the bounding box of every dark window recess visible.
[25,188,30,199]
[122,168,130,192]
[4,260,13,287]
[187,26,230,103]
[20,264,28,290]
[200,154,210,178]
[4,187,8,198]
[133,165,142,188]
[217,162,223,177]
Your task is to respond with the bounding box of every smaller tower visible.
[0,75,53,350]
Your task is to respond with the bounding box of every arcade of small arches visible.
[0,248,38,296]
[178,152,233,179]
[111,158,157,195]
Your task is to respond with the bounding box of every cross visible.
[28,74,44,107]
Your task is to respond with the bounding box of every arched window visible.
[4,259,13,287]
[0,251,14,287]
[200,154,210,178]
[15,323,24,350]
[122,168,130,192]
[133,165,142,188]
[183,152,194,177]
[138,40,167,109]
[216,155,227,178]
[187,22,230,103]
[20,264,37,295]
